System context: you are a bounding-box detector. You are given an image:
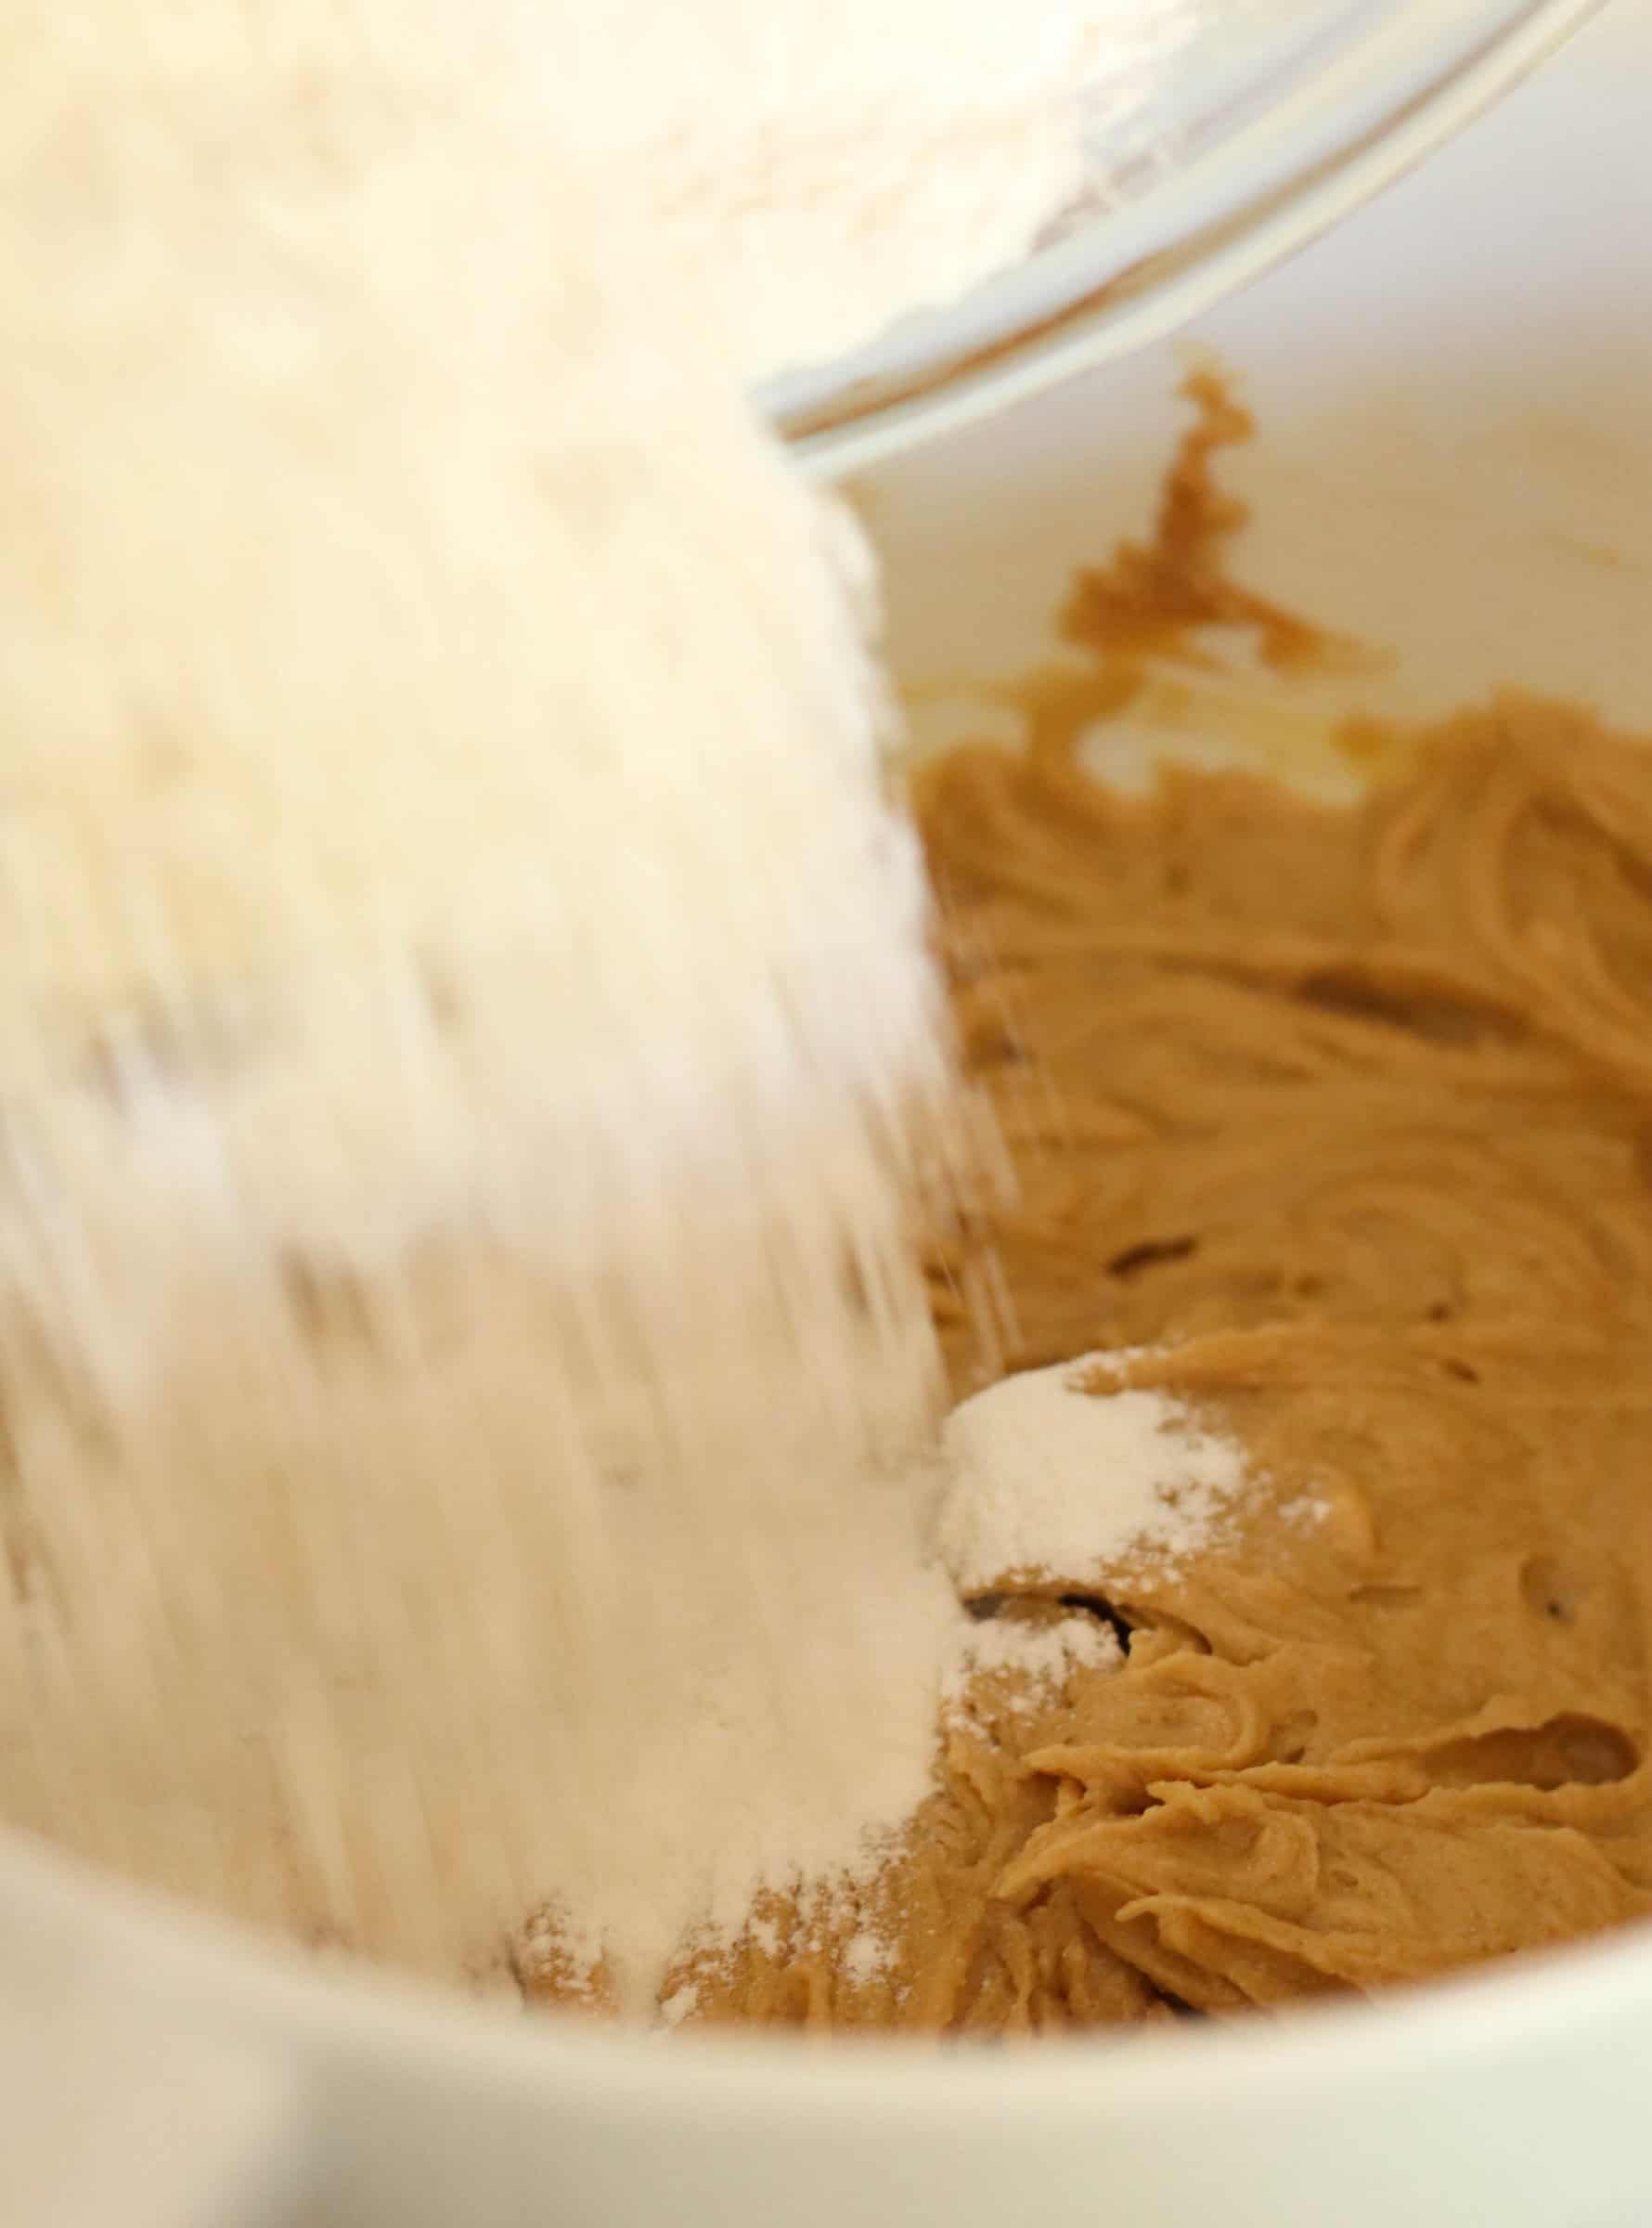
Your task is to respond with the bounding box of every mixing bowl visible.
[9,4,1652,2223]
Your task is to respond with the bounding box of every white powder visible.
[0,0,1262,2011]
[947,1613,1122,1710]
[657,1985,701,2032]
[0,0,968,2006]
[1280,1494,1332,1530]
[564,1,1213,383]
[938,1356,1250,1591]
[841,1928,893,1988]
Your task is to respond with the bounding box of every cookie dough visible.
[675,390,1652,2031]
[528,377,1652,2032]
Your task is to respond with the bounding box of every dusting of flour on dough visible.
[945,1613,1121,1716]
[937,1357,1249,1590]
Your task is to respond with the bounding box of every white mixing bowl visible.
[9,6,1652,2223]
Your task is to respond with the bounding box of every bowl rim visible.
[7,1807,1651,2120]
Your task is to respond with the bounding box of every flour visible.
[946,1613,1122,1711]
[841,1928,894,1988]
[0,0,1257,2013]
[1279,1494,1333,1530]
[572,1,1212,382]
[657,1984,701,2032]
[0,0,966,2003]
[937,1357,1250,1591]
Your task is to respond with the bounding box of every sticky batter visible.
[659,381,1652,2030]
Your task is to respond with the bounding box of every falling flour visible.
[0,0,1274,2011]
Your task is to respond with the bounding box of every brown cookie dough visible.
[525,377,1652,2034]
[681,378,1652,2033]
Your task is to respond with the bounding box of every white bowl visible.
[8,7,1652,2224]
